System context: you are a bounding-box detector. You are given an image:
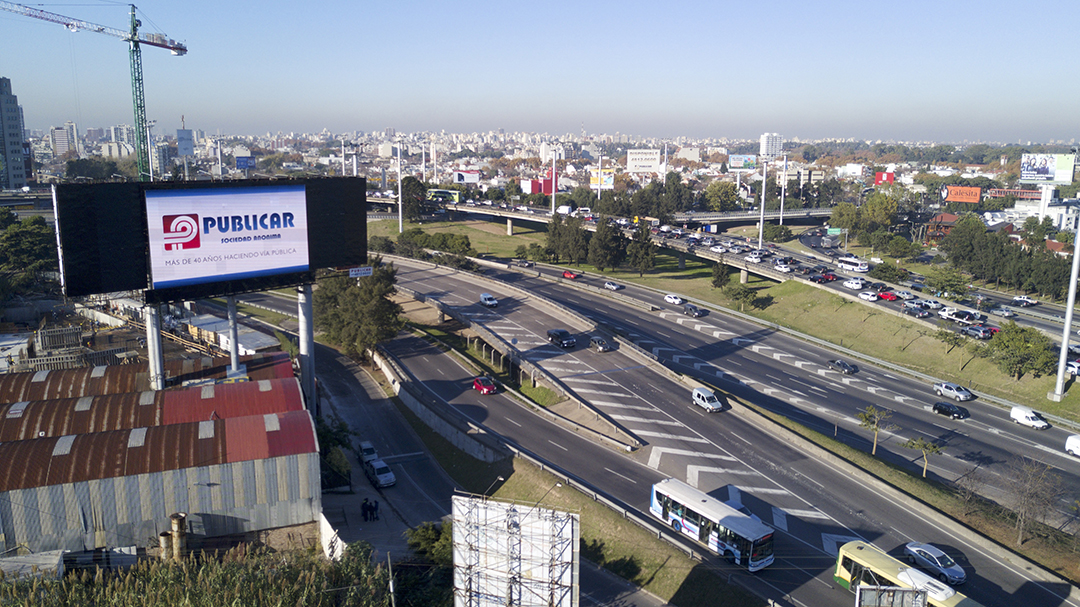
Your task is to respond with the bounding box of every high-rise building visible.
[50,121,79,158]
[110,124,136,145]
[759,132,782,159]
[0,77,28,190]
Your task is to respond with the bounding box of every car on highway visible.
[828,359,857,374]
[878,291,899,301]
[359,441,379,463]
[473,376,497,394]
[479,293,498,308]
[821,272,838,282]
[692,387,722,412]
[589,336,612,352]
[934,382,975,401]
[960,325,993,340]
[970,322,999,335]
[843,278,866,290]
[364,459,396,488]
[562,269,579,279]
[604,281,622,291]
[858,291,878,301]
[709,245,727,253]
[664,294,685,305]
[775,263,792,273]
[903,542,966,585]
[1066,434,1080,456]
[932,401,970,419]
[547,328,576,348]
[683,303,705,317]
[1068,360,1080,376]
[1012,295,1038,307]
[746,255,763,263]
[808,274,828,284]
[1011,405,1050,429]
[870,282,890,292]
[991,306,1016,317]
[902,306,931,319]
[515,259,534,267]
[895,290,916,300]
[921,300,943,309]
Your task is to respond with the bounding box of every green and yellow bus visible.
[834,541,984,607]
[425,189,461,204]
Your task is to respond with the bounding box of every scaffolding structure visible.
[452,495,579,607]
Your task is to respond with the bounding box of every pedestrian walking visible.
[361,498,370,522]
[373,500,380,521]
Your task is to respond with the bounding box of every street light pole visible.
[1051,211,1080,401]
[758,158,767,248]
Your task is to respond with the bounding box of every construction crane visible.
[0,2,186,181]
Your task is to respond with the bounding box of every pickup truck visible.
[938,307,977,325]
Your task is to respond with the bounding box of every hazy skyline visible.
[2,0,1077,144]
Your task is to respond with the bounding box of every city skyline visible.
[2,0,1078,144]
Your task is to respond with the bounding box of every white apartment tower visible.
[0,77,28,189]
[50,121,79,158]
[759,132,782,159]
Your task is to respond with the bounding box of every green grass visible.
[369,216,550,259]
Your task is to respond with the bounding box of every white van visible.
[1010,406,1050,430]
[1066,435,1080,457]
[359,441,379,463]
[364,459,396,488]
[692,387,721,412]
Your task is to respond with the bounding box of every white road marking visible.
[647,447,738,469]
[771,508,789,531]
[687,465,761,488]
[633,430,709,443]
[548,440,568,451]
[610,415,685,427]
[604,467,638,484]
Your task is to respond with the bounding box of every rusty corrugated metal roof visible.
[0,410,316,493]
[0,378,303,442]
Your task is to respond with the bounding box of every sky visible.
[2,0,1078,144]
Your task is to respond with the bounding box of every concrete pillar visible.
[507,217,514,236]
[740,269,749,284]
[678,253,685,270]
[298,285,316,415]
[227,295,240,374]
[145,304,165,391]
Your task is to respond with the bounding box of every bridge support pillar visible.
[740,269,749,284]
[507,218,514,236]
[678,253,685,270]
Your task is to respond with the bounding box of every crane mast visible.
[0,2,186,182]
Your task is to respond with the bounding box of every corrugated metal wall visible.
[0,453,320,553]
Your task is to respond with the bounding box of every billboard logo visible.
[163,214,201,250]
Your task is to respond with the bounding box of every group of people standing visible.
[361,497,380,522]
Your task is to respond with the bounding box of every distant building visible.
[50,121,79,158]
[110,124,136,145]
[759,133,782,159]
[0,77,28,189]
[675,147,701,162]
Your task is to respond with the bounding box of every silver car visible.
[904,542,966,585]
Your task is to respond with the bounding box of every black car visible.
[932,401,970,419]
[871,282,890,292]
[684,303,705,318]
[811,265,830,274]
[902,306,931,319]
[797,266,815,275]
[828,359,857,374]
[808,274,827,284]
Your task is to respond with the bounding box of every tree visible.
[725,283,756,312]
[711,260,730,290]
[901,436,945,478]
[704,180,740,212]
[1055,230,1075,246]
[856,405,899,456]
[887,235,921,261]
[830,202,860,234]
[626,222,655,277]
[932,328,967,354]
[400,176,429,221]
[925,266,969,299]
[1004,456,1063,546]
[762,223,793,243]
[65,157,120,181]
[861,190,900,232]
[587,216,627,272]
[313,258,404,358]
[0,216,59,290]
[981,321,1056,380]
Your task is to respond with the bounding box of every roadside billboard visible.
[874,172,894,185]
[1020,153,1076,185]
[454,170,480,184]
[729,155,757,171]
[940,185,982,203]
[236,156,256,170]
[176,129,194,157]
[145,185,310,290]
[590,169,615,190]
[626,149,661,173]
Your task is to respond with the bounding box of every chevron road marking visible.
[686,465,760,488]
[822,533,866,556]
[647,447,737,469]
[609,415,685,427]
[633,430,709,443]
[771,508,788,532]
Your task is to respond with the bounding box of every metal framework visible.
[0,2,186,181]
[452,495,579,607]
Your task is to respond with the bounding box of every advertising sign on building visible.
[626,149,661,173]
[453,170,480,184]
[874,172,895,185]
[145,185,310,290]
[940,185,982,203]
[176,129,194,157]
[729,155,757,171]
[590,169,615,190]
[236,156,256,170]
[1020,153,1076,185]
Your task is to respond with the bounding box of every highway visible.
[365,258,1079,607]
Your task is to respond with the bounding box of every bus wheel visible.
[724,551,735,563]
[671,521,682,533]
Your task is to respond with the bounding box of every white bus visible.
[836,256,869,272]
[649,478,775,572]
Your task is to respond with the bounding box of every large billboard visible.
[1020,153,1076,185]
[940,185,982,203]
[589,168,615,190]
[454,170,480,184]
[145,185,310,290]
[176,129,194,157]
[729,154,757,171]
[53,178,367,303]
[626,149,661,173]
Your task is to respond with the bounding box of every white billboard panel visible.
[176,129,194,157]
[729,154,758,171]
[589,169,615,190]
[145,185,309,289]
[1020,153,1075,185]
[626,149,661,173]
[454,170,481,184]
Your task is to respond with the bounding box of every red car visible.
[473,376,497,394]
[878,291,899,301]
[821,272,838,282]
[972,323,1000,335]
[562,270,579,279]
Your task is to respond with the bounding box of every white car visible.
[1067,361,1080,376]
[991,306,1016,317]
[922,300,943,309]
[709,245,727,254]
[664,294,684,305]
[858,291,879,301]
[895,291,916,300]
[1012,295,1038,307]
[843,279,866,290]
[775,263,792,273]
[746,255,763,264]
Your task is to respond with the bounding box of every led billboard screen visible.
[145,185,310,290]
[1020,153,1075,185]
[729,155,757,171]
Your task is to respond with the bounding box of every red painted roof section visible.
[224,414,270,462]
[268,411,317,458]
[161,378,303,424]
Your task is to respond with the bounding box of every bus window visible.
[698,520,713,543]
[683,508,700,526]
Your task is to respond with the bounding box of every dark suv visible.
[684,303,705,318]
[547,329,576,348]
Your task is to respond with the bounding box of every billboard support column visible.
[145,303,165,391]
[1050,213,1080,401]
[227,295,240,374]
[298,284,316,415]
